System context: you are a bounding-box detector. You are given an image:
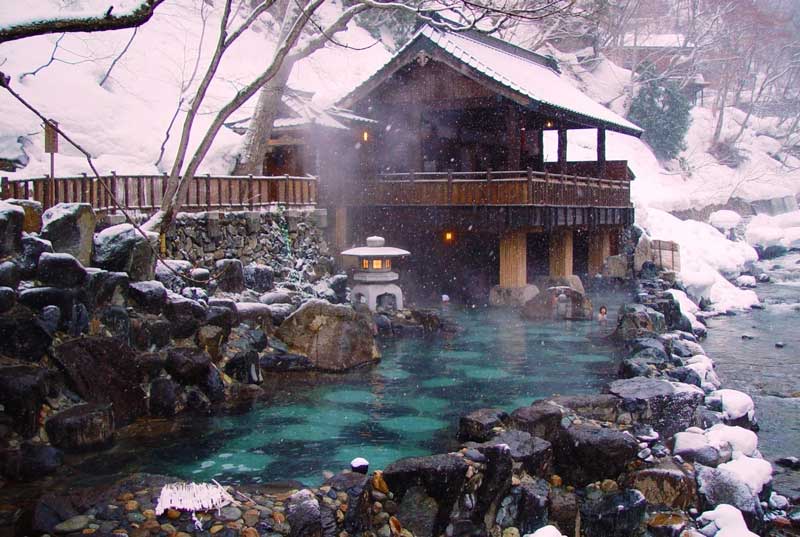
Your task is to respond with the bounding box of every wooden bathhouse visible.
[279,26,644,301]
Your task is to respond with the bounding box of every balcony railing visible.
[1,173,318,214]
[361,163,632,208]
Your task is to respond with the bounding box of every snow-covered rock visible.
[708,390,755,423]
[523,526,566,537]
[697,504,758,537]
[709,210,742,232]
[735,275,756,288]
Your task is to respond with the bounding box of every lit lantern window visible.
[361,259,369,270]
[372,259,383,270]
[386,258,391,270]
[362,131,369,142]
[444,231,454,242]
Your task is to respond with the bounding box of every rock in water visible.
[286,490,321,537]
[276,299,379,371]
[53,337,147,426]
[580,489,647,537]
[0,200,24,258]
[625,459,697,509]
[41,203,95,266]
[614,304,666,340]
[93,224,158,281]
[458,408,509,442]
[149,377,180,417]
[383,454,469,537]
[45,403,115,451]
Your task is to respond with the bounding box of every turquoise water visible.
[76,302,622,487]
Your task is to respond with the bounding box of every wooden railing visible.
[0,173,318,214]
[362,168,632,208]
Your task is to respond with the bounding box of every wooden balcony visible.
[1,174,318,215]
[359,161,632,209]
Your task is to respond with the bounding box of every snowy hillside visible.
[0,0,389,178]
[3,1,798,311]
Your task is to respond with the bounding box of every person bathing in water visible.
[597,305,608,323]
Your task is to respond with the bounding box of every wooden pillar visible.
[557,128,568,164]
[587,228,612,276]
[499,230,527,288]
[535,128,545,171]
[334,207,348,251]
[597,128,607,178]
[548,228,573,278]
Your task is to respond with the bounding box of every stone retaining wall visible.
[163,208,329,271]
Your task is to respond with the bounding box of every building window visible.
[372,259,383,270]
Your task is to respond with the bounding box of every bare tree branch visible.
[0,0,165,44]
[99,28,139,87]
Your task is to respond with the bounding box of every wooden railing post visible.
[282,174,289,204]
[543,171,549,206]
[526,167,533,204]
[486,169,492,204]
[446,169,453,204]
[205,174,212,210]
[0,177,8,200]
[110,172,118,214]
[248,174,254,210]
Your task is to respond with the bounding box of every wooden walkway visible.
[0,174,318,214]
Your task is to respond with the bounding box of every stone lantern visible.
[341,236,409,312]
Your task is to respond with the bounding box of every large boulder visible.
[37,252,88,288]
[633,234,653,273]
[509,401,564,445]
[17,235,53,278]
[602,254,629,279]
[215,259,245,293]
[554,423,639,487]
[128,280,167,314]
[6,199,42,233]
[495,479,550,535]
[0,200,24,258]
[614,303,666,341]
[0,261,20,289]
[45,403,114,452]
[0,310,53,362]
[625,459,697,510]
[475,430,553,478]
[155,259,193,292]
[165,347,212,386]
[0,442,63,481]
[458,408,509,442]
[522,286,593,321]
[286,489,321,537]
[53,337,147,426]
[148,377,180,418]
[383,453,469,537]
[275,299,379,371]
[606,377,705,439]
[579,489,647,537]
[0,365,55,438]
[243,263,274,292]
[489,284,540,307]
[92,224,158,281]
[41,203,95,266]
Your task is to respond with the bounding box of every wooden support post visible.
[587,228,612,276]
[548,228,573,278]
[499,230,527,289]
[0,177,7,200]
[557,128,568,164]
[447,170,453,204]
[597,128,607,178]
[526,168,534,204]
[334,206,348,252]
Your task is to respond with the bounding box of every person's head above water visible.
[599,305,608,315]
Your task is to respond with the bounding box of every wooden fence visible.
[0,173,318,214]
[362,168,632,208]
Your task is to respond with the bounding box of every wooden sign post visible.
[44,119,58,208]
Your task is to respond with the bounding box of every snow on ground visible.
[639,209,759,310]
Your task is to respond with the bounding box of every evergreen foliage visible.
[627,70,692,160]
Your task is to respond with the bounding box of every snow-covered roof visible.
[340,26,642,137]
[341,236,409,257]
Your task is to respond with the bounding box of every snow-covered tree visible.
[627,66,691,160]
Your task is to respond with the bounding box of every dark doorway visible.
[527,232,549,281]
[573,228,590,277]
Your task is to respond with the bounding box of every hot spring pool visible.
[74,299,624,487]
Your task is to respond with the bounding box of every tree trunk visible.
[233,0,296,175]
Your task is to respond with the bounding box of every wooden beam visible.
[597,128,607,178]
[507,104,521,170]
